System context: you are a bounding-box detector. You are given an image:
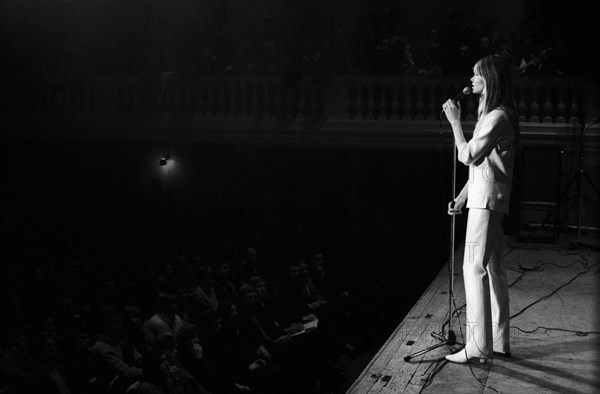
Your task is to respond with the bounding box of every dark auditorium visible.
[1,1,598,393]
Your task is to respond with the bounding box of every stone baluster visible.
[346,81,358,119]
[323,77,344,120]
[555,87,566,123]
[414,83,425,121]
[569,90,580,125]
[392,84,402,120]
[423,84,435,121]
[562,86,573,122]
[290,83,300,119]
[232,81,242,117]
[293,82,303,120]
[515,86,527,122]
[210,81,221,117]
[244,81,256,118]
[401,84,411,121]
[372,83,382,120]
[256,81,267,118]
[197,82,206,116]
[279,81,290,118]
[542,86,553,123]
[267,82,277,118]
[360,83,372,120]
[382,85,393,120]
[432,83,444,122]
[297,82,309,121]
[221,81,231,117]
[529,85,540,122]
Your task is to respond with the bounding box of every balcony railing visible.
[329,75,591,124]
[3,73,598,138]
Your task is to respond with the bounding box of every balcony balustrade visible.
[2,73,598,148]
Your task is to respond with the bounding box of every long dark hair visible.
[475,55,519,136]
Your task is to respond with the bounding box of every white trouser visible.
[463,208,510,357]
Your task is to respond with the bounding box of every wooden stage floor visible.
[346,231,600,394]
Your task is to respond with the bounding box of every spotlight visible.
[159,154,171,166]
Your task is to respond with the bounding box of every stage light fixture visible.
[159,154,171,166]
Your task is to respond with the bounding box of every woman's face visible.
[471,66,486,96]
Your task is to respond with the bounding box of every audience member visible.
[90,305,143,394]
[122,304,147,356]
[188,264,220,321]
[143,293,209,394]
[61,319,100,394]
[29,332,75,394]
[247,276,287,343]
[143,293,186,352]
[153,262,180,294]
[237,283,290,350]
[212,261,239,305]
[136,348,209,394]
[518,43,553,75]
[472,34,495,61]
[230,246,269,284]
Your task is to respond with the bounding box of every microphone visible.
[440,87,472,117]
[453,86,472,102]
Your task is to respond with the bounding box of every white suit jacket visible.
[457,108,515,214]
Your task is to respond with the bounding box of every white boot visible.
[445,348,489,364]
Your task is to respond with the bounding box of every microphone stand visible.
[404,116,463,362]
[561,118,600,250]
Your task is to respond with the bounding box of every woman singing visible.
[442,55,518,364]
